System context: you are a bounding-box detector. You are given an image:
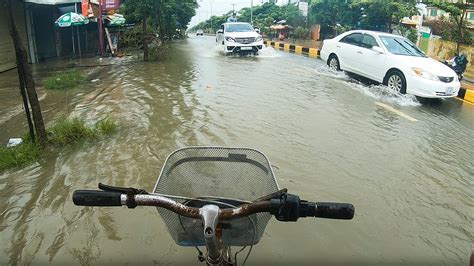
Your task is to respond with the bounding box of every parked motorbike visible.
[444,54,468,81]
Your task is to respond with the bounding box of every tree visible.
[191,2,306,36]
[5,0,47,143]
[308,0,353,38]
[121,0,198,60]
[430,0,473,51]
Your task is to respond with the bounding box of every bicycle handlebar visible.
[73,190,354,221]
[73,190,122,206]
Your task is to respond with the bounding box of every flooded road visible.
[1,36,473,265]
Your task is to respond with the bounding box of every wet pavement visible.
[0,36,473,265]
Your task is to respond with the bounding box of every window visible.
[361,34,379,49]
[379,36,426,57]
[225,23,254,32]
[340,33,363,46]
[469,12,474,20]
[220,24,224,32]
[430,9,437,17]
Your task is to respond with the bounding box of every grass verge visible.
[0,138,40,172]
[1,117,117,172]
[44,70,85,90]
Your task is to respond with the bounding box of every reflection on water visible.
[0,36,473,265]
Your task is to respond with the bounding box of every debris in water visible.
[7,138,22,147]
[91,79,100,83]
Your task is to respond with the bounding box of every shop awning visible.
[24,0,80,5]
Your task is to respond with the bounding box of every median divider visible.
[458,86,474,105]
[264,40,320,58]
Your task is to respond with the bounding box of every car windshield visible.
[226,23,254,32]
[379,36,426,57]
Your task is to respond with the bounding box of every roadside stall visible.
[54,12,89,57]
[270,24,293,41]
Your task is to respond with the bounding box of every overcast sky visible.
[190,0,267,27]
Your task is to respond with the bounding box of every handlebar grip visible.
[315,202,355,220]
[73,190,122,206]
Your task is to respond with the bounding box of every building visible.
[0,1,29,72]
[423,3,474,24]
[0,0,98,73]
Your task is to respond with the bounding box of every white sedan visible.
[320,30,460,98]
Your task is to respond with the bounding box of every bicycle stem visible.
[201,205,222,264]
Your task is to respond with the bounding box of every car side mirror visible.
[217,29,223,34]
[372,46,384,54]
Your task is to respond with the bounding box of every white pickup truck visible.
[216,22,264,55]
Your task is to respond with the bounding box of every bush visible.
[294,26,309,40]
[423,17,471,45]
[44,70,85,90]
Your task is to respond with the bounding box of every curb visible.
[265,40,473,105]
[457,87,474,104]
[264,40,319,58]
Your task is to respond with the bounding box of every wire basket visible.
[153,147,279,246]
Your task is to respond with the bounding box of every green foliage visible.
[0,117,118,172]
[122,0,198,40]
[0,139,40,172]
[191,1,418,39]
[294,26,309,39]
[309,0,418,38]
[48,117,96,145]
[96,117,117,135]
[48,117,117,146]
[191,2,307,36]
[394,24,419,44]
[429,0,472,47]
[44,70,85,90]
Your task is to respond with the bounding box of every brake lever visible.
[252,188,288,202]
[98,183,149,209]
[98,183,149,195]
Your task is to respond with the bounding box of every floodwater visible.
[0,36,473,265]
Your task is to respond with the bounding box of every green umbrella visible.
[55,12,89,57]
[55,12,89,27]
[107,14,126,27]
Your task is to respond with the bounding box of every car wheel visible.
[328,55,341,71]
[384,70,407,94]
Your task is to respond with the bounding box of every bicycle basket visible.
[153,147,279,247]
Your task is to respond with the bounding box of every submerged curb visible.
[265,40,473,105]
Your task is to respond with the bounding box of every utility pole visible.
[231,3,236,13]
[210,0,214,32]
[98,0,104,56]
[6,0,46,143]
[251,0,253,25]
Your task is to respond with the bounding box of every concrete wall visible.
[423,38,474,79]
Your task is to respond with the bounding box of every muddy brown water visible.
[0,36,473,265]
